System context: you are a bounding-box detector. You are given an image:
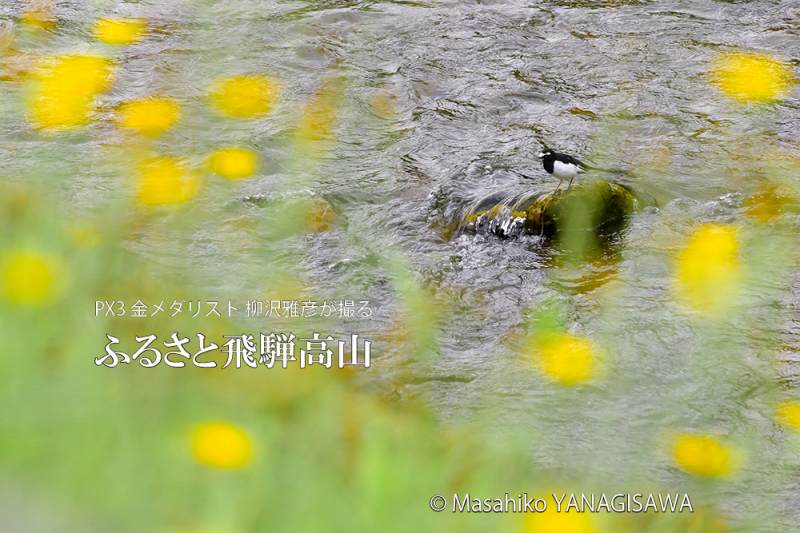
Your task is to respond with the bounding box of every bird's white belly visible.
[553,160,579,179]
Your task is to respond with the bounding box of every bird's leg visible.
[567,175,575,190]
[554,177,563,193]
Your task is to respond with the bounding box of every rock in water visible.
[462,180,641,239]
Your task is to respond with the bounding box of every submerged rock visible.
[462,180,642,239]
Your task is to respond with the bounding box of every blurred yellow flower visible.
[295,77,344,147]
[1,51,38,83]
[672,434,737,478]
[1,249,62,307]
[117,98,181,138]
[191,421,253,469]
[523,501,596,533]
[20,8,57,31]
[711,52,794,103]
[675,506,730,533]
[674,224,741,314]
[27,54,114,131]
[370,91,398,119]
[94,18,147,46]
[210,75,277,119]
[207,147,259,180]
[304,197,336,233]
[534,333,597,386]
[743,184,794,223]
[68,223,102,248]
[0,31,38,82]
[775,401,800,432]
[136,157,200,207]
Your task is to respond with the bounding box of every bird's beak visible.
[536,152,545,159]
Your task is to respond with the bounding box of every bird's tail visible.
[582,162,631,176]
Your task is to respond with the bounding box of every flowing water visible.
[3,0,800,530]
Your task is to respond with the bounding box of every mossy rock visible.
[463,180,640,239]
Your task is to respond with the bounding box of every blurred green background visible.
[1,1,799,532]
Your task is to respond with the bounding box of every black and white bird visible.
[537,149,584,191]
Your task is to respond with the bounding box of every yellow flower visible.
[303,197,336,233]
[672,434,737,478]
[775,401,800,432]
[27,54,114,131]
[210,75,278,119]
[523,499,596,533]
[743,184,794,223]
[1,250,62,307]
[136,157,200,207]
[295,77,345,148]
[370,91,398,119]
[711,52,794,103]
[207,147,259,180]
[117,98,181,138]
[191,422,253,469]
[20,8,57,31]
[68,223,103,248]
[1,50,39,83]
[686,508,730,533]
[534,333,597,386]
[94,18,147,46]
[674,224,741,314]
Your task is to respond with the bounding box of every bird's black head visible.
[537,149,552,160]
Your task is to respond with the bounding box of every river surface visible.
[3,0,800,530]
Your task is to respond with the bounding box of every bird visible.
[537,148,584,192]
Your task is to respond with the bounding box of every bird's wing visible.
[562,154,584,167]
